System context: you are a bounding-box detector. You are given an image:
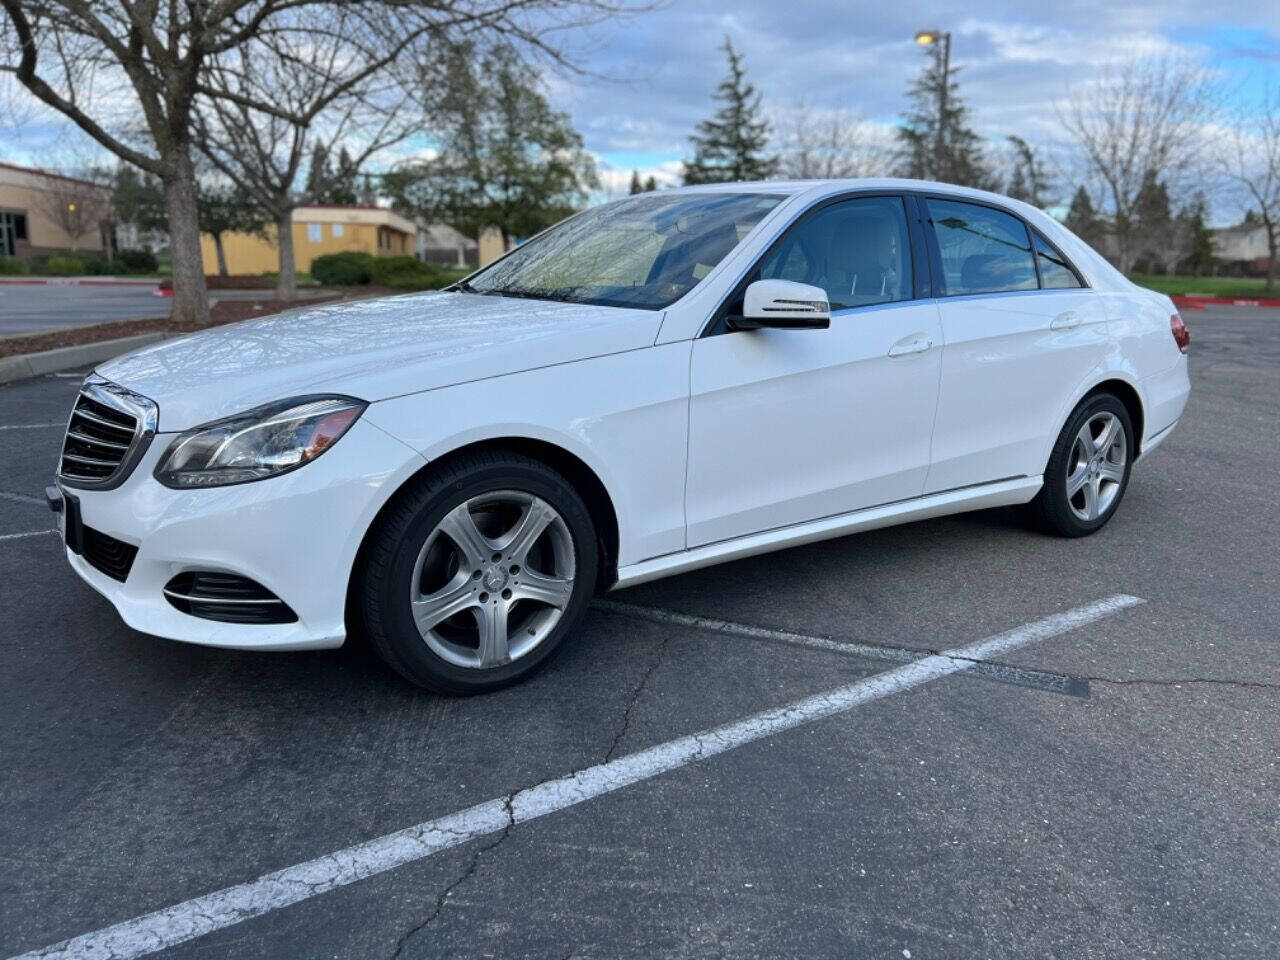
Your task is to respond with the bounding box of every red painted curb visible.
[1171,295,1280,310]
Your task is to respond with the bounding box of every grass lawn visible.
[1131,274,1278,298]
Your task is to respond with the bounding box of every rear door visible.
[921,197,1110,494]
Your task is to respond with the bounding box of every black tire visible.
[1025,392,1134,538]
[358,450,598,694]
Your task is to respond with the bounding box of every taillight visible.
[1170,313,1190,353]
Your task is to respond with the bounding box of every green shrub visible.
[45,255,85,276]
[370,255,449,290]
[79,255,113,276]
[311,251,375,286]
[0,257,30,276]
[117,248,159,274]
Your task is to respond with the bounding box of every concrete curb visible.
[0,277,162,286]
[0,333,164,385]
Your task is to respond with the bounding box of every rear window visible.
[1033,230,1083,289]
[927,198,1038,296]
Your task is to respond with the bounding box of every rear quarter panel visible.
[1102,288,1190,444]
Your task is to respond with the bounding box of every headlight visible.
[154,396,366,489]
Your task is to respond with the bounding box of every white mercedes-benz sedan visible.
[50,179,1190,693]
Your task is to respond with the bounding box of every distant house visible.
[0,161,113,261]
[415,222,478,268]
[200,204,417,276]
[1211,223,1272,275]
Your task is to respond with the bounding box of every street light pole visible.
[914,29,952,180]
[936,32,950,180]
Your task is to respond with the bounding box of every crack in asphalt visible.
[0,488,46,506]
[595,601,1279,698]
[1081,674,1280,691]
[390,634,675,956]
[390,795,516,960]
[603,634,671,763]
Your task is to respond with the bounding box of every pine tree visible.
[1065,187,1102,245]
[643,175,658,192]
[897,45,991,188]
[683,38,777,184]
[305,145,359,205]
[629,170,643,195]
[1179,193,1214,276]
[1004,136,1053,208]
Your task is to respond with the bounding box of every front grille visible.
[163,572,298,625]
[58,376,157,490]
[82,525,139,582]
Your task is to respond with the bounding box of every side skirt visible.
[612,476,1043,590]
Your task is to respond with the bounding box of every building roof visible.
[419,222,478,251]
[0,160,111,192]
[292,204,416,235]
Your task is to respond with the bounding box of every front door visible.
[685,195,944,548]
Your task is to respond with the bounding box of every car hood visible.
[98,291,664,430]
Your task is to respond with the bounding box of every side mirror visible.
[731,279,831,330]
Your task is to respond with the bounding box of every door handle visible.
[888,337,934,357]
[1050,310,1082,330]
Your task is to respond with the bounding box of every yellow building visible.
[0,161,112,260]
[201,204,418,275]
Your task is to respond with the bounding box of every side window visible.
[757,196,912,309]
[1033,230,1083,289]
[306,223,322,243]
[927,198,1037,295]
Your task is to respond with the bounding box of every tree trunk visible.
[213,233,229,277]
[275,208,297,300]
[163,148,210,325]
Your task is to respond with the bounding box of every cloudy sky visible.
[558,0,1280,213]
[4,0,1279,221]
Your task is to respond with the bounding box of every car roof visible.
[664,177,1014,204]
[655,178,1132,294]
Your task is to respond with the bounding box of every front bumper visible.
[53,419,424,651]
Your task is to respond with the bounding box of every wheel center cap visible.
[482,565,508,592]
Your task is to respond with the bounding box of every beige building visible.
[201,204,417,275]
[1212,223,1273,274]
[0,161,112,260]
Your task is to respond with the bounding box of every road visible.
[0,284,335,337]
[0,305,1276,959]
[0,282,170,335]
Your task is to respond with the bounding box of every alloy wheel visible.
[409,490,576,669]
[1065,411,1127,522]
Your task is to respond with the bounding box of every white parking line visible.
[7,594,1143,960]
[0,422,61,431]
[0,529,55,541]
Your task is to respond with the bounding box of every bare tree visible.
[1221,89,1280,292]
[0,1,641,324]
[33,167,112,252]
[193,8,424,298]
[776,102,888,180]
[1061,57,1214,274]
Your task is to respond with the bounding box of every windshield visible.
[463,192,784,310]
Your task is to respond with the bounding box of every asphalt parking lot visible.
[1,305,1277,959]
